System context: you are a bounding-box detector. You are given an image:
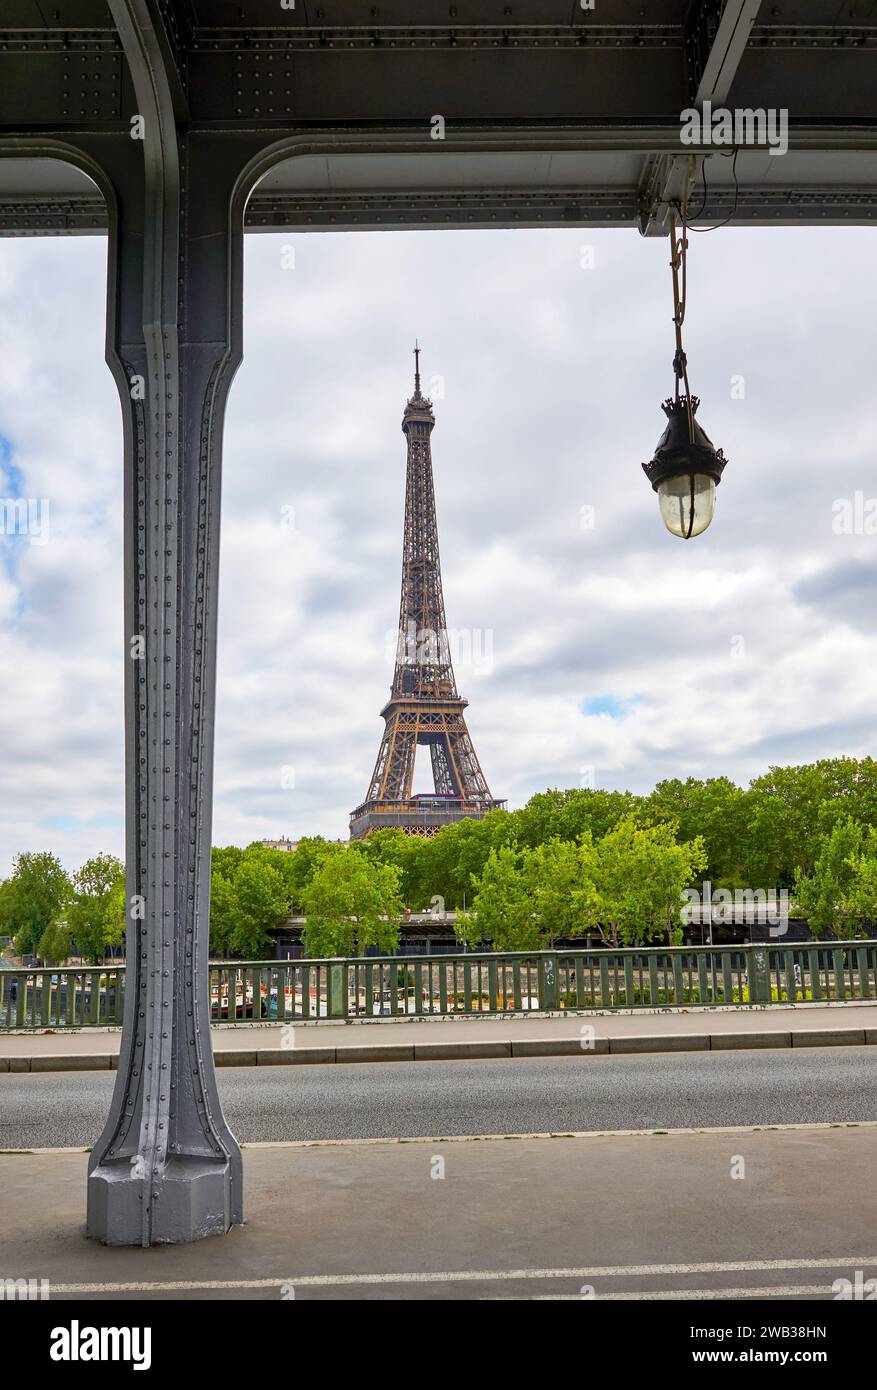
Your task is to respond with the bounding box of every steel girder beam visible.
[638,0,763,236]
[84,0,243,1246]
[6,169,877,235]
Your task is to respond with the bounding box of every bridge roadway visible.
[3,1045,877,1148]
[3,1047,877,1300]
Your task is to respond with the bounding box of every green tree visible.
[795,819,867,939]
[647,776,748,886]
[350,828,428,907]
[36,919,72,965]
[840,831,877,933]
[457,845,534,950]
[211,845,245,883]
[515,788,642,850]
[301,851,403,957]
[67,854,126,963]
[412,822,464,908]
[575,816,707,948]
[0,852,71,957]
[745,758,877,887]
[520,839,583,945]
[208,845,294,958]
[461,837,585,950]
[279,837,344,911]
[208,869,238,956]
[230,853,289,958]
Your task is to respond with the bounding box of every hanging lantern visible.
[643,396,727,539]
[643,207,729,539]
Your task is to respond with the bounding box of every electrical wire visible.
[688,147,741,232]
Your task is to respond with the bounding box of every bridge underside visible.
[2,2,877,238]
[3,141,877,236]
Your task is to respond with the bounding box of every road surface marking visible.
[5,1119,876,1157]
[520,1285,831,1300]
[48,1255,877,1294]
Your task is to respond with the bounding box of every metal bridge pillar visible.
[86,1,245,1245]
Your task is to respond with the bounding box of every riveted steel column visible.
[86,0,242,1246]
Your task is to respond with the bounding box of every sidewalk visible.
[2,1002,877,1070]
[2,1126,877,1299]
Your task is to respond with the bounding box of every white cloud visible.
[0,225,876,874]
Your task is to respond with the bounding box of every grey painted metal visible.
[639,0,763,235]
[83,0,244,1246]
[3,4,877,236]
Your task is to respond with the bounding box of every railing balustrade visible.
[2,943,876,1029]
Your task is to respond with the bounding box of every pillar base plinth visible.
[87,1153,242,1247]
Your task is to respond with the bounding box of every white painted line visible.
[49,1255,877,1294]
[241,1120,877,1147]
[519,1285,831,1301]
[1,1117,877,1162]
[3,1119,876,1157]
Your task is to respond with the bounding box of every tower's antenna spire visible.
[413,340,421,397]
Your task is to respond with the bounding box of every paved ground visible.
[3,1047,877,1148]
[2,1126,876,1299]
[2,999,876,1056]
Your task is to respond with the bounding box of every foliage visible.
[575,817,707,948]
[301,851,403,957]
[796,819,877,940]
[461,821,702,950]
[11,756,877,963]
[514,788,643,851]
[209,844,294,957]
[645,776,749,886]
[457,845,535,950]
[0,852,71,957]
[67,854,126,963]
[276,837,345,911]
[36,919,72,965]
[460,837,583,951]
[745,758,877,887]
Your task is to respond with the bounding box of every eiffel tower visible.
[350,347,504,840]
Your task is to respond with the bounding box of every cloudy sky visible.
[0,223,876,875]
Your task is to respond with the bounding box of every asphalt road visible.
[2,1046,876,1149]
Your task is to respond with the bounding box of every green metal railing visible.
[3,942,877,1029]
[0,966,125,1030]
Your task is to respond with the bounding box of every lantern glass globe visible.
[657,473,716,539]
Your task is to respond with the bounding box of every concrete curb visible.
[2,1027,874,1073]
[610,1034,710,1054]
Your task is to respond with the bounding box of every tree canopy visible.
[8,756,877,962]
[301,851,403,957]
[0,852,71,957]
[66,854,126,963]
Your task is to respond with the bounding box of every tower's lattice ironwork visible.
[350,349,504,839]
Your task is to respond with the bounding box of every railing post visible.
[540,953,559,1010]
[748,944,770,1005]
[327,959,346,1019]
